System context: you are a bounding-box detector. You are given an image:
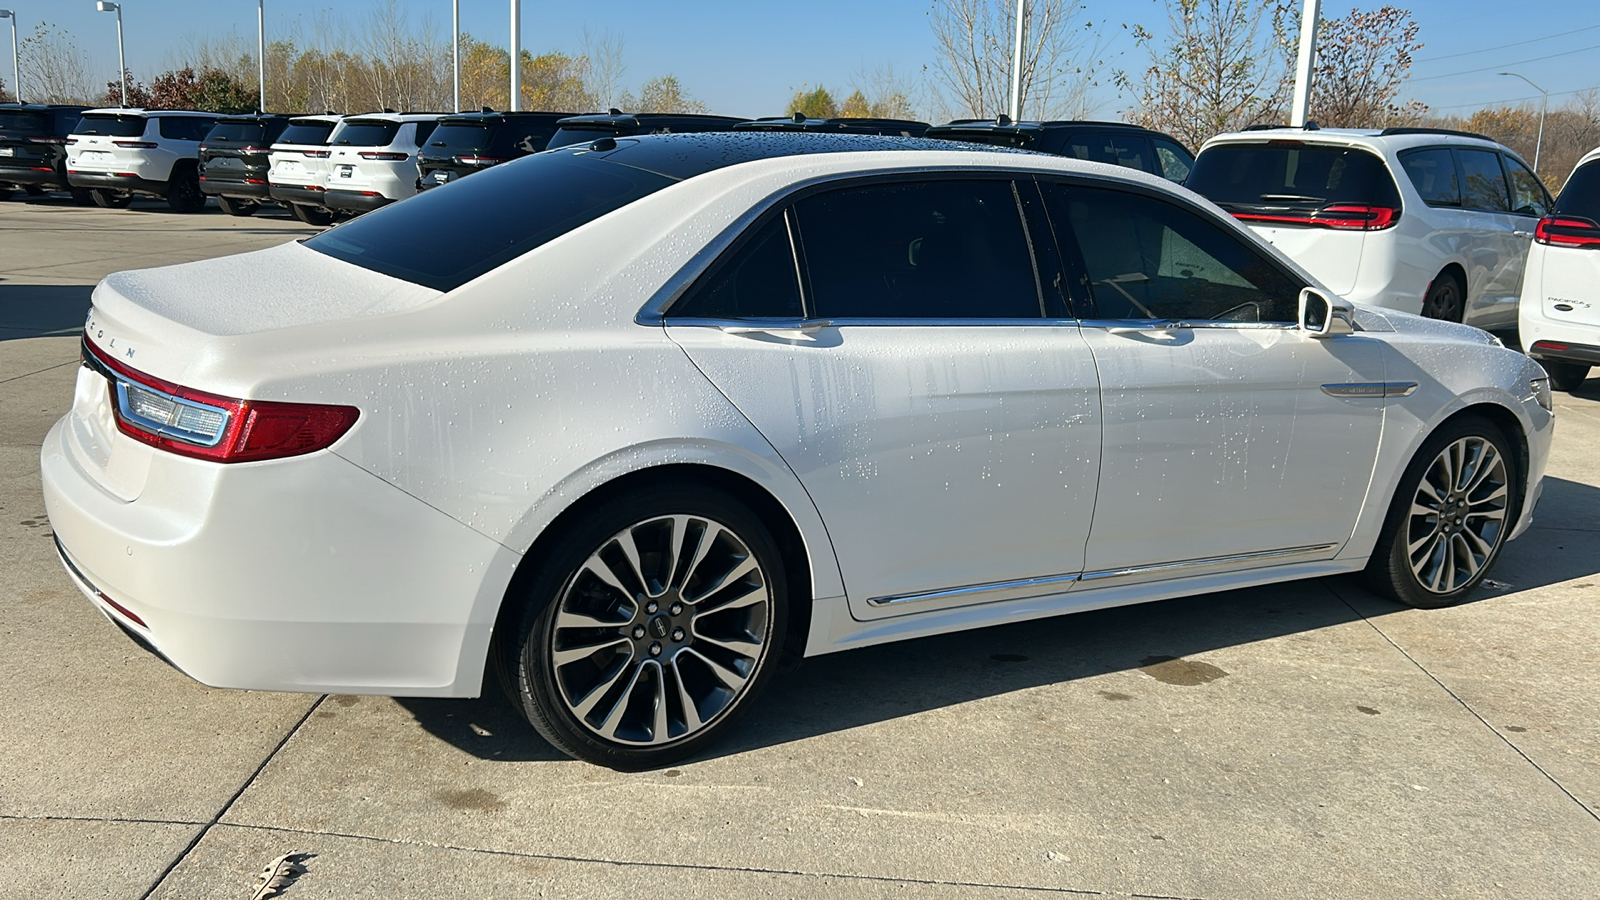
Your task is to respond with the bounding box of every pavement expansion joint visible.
[1325,580,1600,825]
[0,360,80,387]
[0,813,205,828]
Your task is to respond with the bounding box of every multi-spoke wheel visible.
[1364,418,1520,608]
[500,486,788,768]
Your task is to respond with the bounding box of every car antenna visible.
[793,112,805,123]
[995,113,1012,126]
[609,107,622,116]
[482,106,493,114]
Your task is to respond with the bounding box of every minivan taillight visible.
[1534,215,1600,248]
[83,337,359,463]
[1232,204,1400,231]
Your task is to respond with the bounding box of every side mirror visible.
[1298,287,1356,337]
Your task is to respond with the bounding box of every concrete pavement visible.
[1,196,1597,899]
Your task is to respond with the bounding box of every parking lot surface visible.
[2,197,1598,899]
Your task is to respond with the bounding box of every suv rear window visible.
[1187,143,1401,212]
[74,114,147,137]
[427,121,495,153]
[335,120,401,147]
[1555,161,1600,219]
[548,125,616,149]
[205,121,267,143]
[0,110,51,133]
[304,151,676,292]
[278,120,336,145]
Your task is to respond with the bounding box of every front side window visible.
[1457,148,1510,212]
[1399,148,1460,207]
[792,179,1042,319]
[1503,156,1551,217]
[1044,182,1302,323]
[671,214,802,319]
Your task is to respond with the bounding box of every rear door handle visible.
[718,319,835,336]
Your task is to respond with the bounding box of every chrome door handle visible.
[1513,230,1533,238]
[718,319,835,335]
[1107,321,1190,335]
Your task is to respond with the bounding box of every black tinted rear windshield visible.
[205,121,267,143]
[426,122,495,153]
[334,120,401,147]
[1555,161,1600,219]
[548,125,618,149]
[1187,142,1400,210]
[304,151,676,291]
[74,114,147,137]
[278,121,336,145]
[0,110,51,133]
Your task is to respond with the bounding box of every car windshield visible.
[1555,161,1600,219]
[335,120,401,146]
[426,122,495,153]
[73,114,147,137]
[305,151,677,292]
[206,121,267,143]
[1187,142,1400,210]
[0,110,51,134]
[278,121,336,145]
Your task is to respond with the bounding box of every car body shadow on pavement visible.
[0,283,94,339]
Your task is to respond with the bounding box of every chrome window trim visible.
[1077,319,1293,331]
[665,316,1084,329]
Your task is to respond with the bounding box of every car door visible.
[665,176,1103,619]
[1037,179,1387,583]
[1454,147,1523,325]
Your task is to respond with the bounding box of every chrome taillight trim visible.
[82,347,231,447]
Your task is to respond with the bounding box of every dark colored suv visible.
[924,119,1195,183]
[416,110,573,190]
[547,111,747,150]
[199,114,296,216]
[0,104,92,202]
[734,115,930,137]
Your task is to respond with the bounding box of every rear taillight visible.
[27,136,68,145]
[1233,204,1399,231]
[112,140,158,149]
[1534,215,1600,248]
[302,149,331,158]
[65,137,79,145]
[241,146,269,154]
[359,151,409,161]
[83,337,359,464]
[456,156,506,166]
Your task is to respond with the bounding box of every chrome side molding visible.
[867,572,1081,607]
[1320,382,1418,398]
[1077,543,1340,587]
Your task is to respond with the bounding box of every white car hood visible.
[97,240,442,337]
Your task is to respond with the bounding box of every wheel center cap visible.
[647,615,671,639]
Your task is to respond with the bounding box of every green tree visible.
[624,75,708,114]
[788,85,837,118]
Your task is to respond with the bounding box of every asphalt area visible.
[2,193,1597,899]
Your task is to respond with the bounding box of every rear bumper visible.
[66,171,168,197]
[200,179,271,200]
[268,183,330,207]
[39,416,518,697]
[0,164,70,189]
[324,189,394,212]
[1519,305,1600,366]
[1527,340,1600,367]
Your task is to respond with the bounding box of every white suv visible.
[65,109,218,212]
[1188,126,1552,329]
[1519,147,1600,392]
[267,114,345,225]
[322,113,440,215]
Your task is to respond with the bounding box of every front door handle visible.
[718,319,835,336]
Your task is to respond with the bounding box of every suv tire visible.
[1422,272,1465,322]
[91,189,133,209]
[71,188,96,206]
[217,196,258,217]
[166,164,206,213]
[289,203,335,226]
[1545,360,1590,392]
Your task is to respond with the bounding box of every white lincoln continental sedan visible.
[42,133,1553,768]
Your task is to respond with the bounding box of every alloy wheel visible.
[1405,435,1509,594]
[549,514,773,747]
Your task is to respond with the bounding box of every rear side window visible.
[205,121,266,143]
[1399,148,1460,206]
[278,121,335,145]
[304,151,676,292]
[1503,156,1551,217]
[158,117,213,141]
[413,121,439,146]
[671,214,803,319]
[1555,161,1600,219]
[1061,132,1152,173]
[75,114,148,137]
[1187,143,1400,212]
[1457,149,1510,212]
[792,179,1042,319]
[1045,182,1302,323]
[1153,138,1193,183]
[335,120,401,147]
[489,123,558,155]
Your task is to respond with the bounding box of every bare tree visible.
[18,22,96,104]
[581,28,626,111]
[617,75,707,115]
[1118,0,1297,148]
[1308,6,1425,128]
[930,0,1103,120]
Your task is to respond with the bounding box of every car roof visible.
[341,112,444,124]
[931,119,1164,134]
[1203,125,1509,154]
[0,103,91,112]
[77,108,218,118]
[438,110,574,125]
[215,113,296,123]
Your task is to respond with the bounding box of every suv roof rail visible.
[1379,126,1494,142]
[1241,121,1320,132]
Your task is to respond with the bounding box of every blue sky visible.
[10,0,1599,118]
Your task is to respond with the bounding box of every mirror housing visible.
[1298,287,1356,337]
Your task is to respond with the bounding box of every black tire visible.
[1545,360,1590,392]
[23,184,46,196]
[1422,271,1465,322]
[289,203,335,226]
[1361,416,1520,608]
[91,188,133,209]
[165,165,206,212]
[0,188,15,201]
[497,484,789,769]
[216,196,258,217]
[71,188,96,207]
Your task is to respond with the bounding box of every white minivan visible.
[1519,147,1600,391]
[1189,127,1552,329]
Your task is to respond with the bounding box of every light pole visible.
[508,0,521,111]
[1500,71,1548,175]
[1007,0,1025,121]
[255,0,265,111]
[0,10,18,104]
[96,2,127,108]
[1290,0,1321,126]
[451,0,460,112]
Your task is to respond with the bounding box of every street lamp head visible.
[0,9,13,18]
[96,2,120,12]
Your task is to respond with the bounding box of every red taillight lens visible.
[241,146,269,154]
[65,137,79,145]
[113,140,158,149]
[83,337,359,464]
[27,135,68,145]
[456,156,505,166]
[1233,204,1399,231]
[302,149,331,158]
[1534,215,1600,248]
[359,151,409,161]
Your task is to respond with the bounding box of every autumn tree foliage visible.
[1307,6,1425,128]
[105,67,258,113]
[620,76,710,115]
[788,85,838,119]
